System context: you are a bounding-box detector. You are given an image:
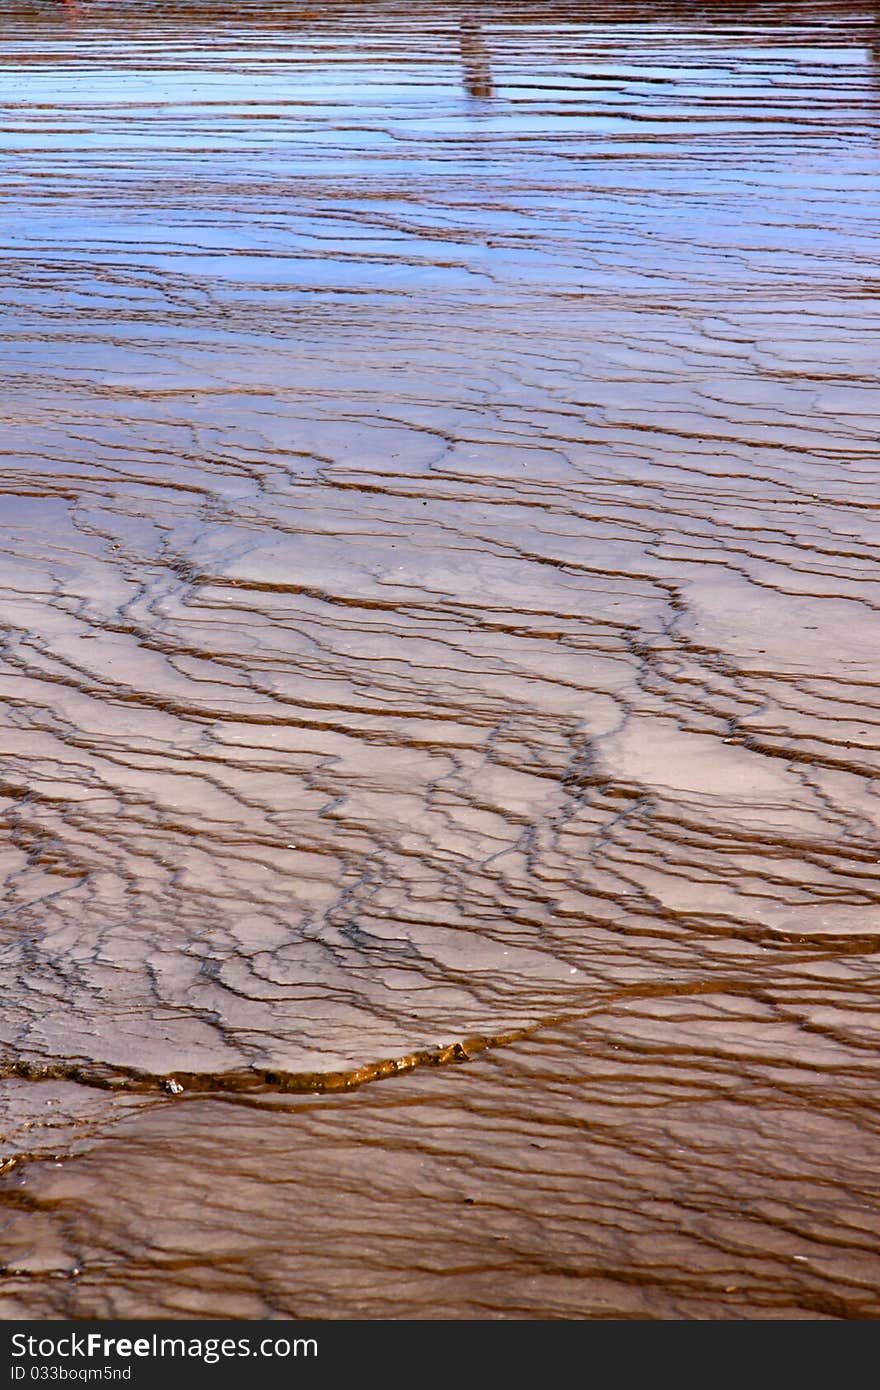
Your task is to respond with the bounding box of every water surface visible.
[1,0,879,1318]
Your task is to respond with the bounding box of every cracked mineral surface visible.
[1,0,879,1319]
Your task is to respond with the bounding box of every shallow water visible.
[1,0,879,1318]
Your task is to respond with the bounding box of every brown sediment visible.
[2,0,880,1319]
[0,1033,492,1094]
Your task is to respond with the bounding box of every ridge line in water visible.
[0,971,855,1098]
[0,1034,504,1097]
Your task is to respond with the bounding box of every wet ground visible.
[1,0,880,1318]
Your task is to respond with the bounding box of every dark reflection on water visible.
[459,15,494,99]
[1,0,880,1319]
